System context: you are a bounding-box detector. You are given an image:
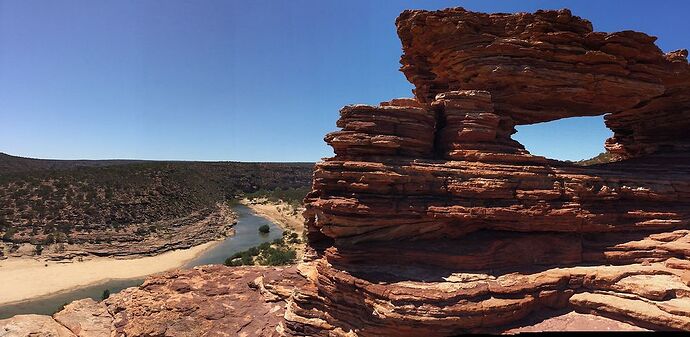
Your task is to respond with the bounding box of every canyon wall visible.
[285,8,690,335]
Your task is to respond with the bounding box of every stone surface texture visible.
[284,7,690,336]
[0,265,306,337]
[0,314,76,337]
[396,8,690,159]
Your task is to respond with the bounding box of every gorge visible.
[2,6,690,336]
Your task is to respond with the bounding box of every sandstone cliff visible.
[284,7,690,335]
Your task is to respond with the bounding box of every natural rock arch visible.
[397,8,690,160]
[285,7,690,336]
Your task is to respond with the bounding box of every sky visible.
[1,0,688,162]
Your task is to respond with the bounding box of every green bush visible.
[261,247,296,266]
[225,241,297,267]
[101,289,110,300]
[258,224,270,234]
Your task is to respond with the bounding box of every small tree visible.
[101,289,110,301]
[258,225,270,234]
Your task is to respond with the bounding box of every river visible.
[0,204,283,319]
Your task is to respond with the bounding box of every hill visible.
[0,154,313,258]
[0,152,150,174]
[572,152,620,166]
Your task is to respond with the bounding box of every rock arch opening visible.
[513,116,613,163]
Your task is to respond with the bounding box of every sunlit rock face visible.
[396,7,690,159]
[285,7,690,336]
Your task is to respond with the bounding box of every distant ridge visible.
[0,152,314,175]
[0,152,314,257]
[0,152,149,174]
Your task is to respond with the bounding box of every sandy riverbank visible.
[0,240,220,306]
[242,198,307,259]
[241,198,305,234]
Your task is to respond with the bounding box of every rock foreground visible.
[3,7,690,336]
[0,265,306,337]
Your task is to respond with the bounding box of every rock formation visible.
[395,8,690,159]
[285,7,690,335]
[2,7,689,337]
[0,265,306,337]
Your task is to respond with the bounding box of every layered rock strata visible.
[396,8,690,159]
[286,7,690,336]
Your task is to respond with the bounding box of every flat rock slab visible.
[0,314,76,337]
[502,311,648,333]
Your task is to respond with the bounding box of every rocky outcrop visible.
[503,311,648,332]
[0,314,76,337]
[104,265,305,336]
[53,299,113,337]
[396,8,690,159]
[0,265,307,337]
[286,7,690,336]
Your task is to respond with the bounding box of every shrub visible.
[101,289,110,300]
[225,241,297,267]
[261,247,296,266]
[258,224,270,234]
[224,251,254,266]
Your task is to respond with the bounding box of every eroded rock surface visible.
[396,8,690,159]
[105,265,305,337]
[0,265,306,337]
[502,311,648,333]
[0,314,76,337]
[284,7,690,336]
[53,299,113,337]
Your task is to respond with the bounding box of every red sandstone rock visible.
[0,265,307,337]
[396,7,690,158]
[502,311,648,333]
[286,7,690,336]
[0,314,76,337]
[105,265,305,337]
[325,103,436,159]
[53,299,112,337]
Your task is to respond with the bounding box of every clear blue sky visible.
[1,1,688,162]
